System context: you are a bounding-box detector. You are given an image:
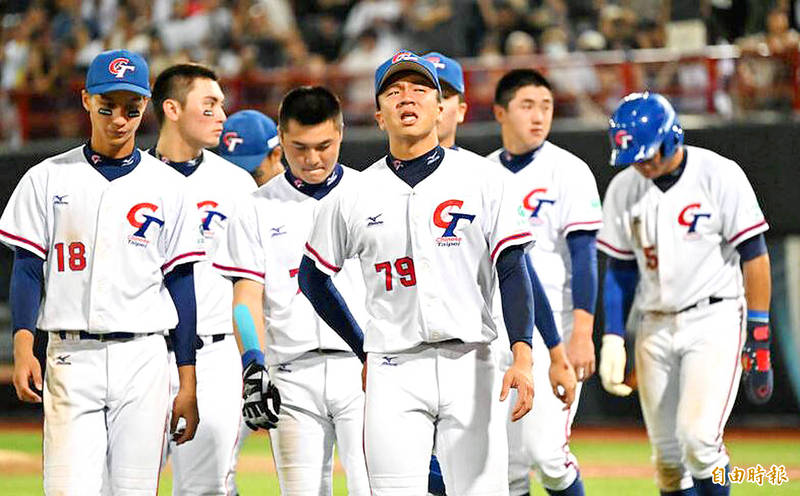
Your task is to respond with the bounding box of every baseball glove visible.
[242,361,281,430]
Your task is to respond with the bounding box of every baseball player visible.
[598,92,772,495]
[298,50,558,495]
[213,86,369,495]
[150,63,256,495]
[422,52,467,150]
[487,69,600,496]
[1,49,203,494]
[219,109,284,186]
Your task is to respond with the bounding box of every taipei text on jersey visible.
[304,147,533,354]
[0,146,205,333]
[597,145,768,311]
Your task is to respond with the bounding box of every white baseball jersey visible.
[161,150,257,335]
[0,146,205,333]
[487,141,603,312]
[597,145,768,312]
[214,166,367,365]
[304,147,533,354]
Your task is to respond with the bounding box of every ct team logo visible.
[433,199,475,247]
[522,188,555,225]
[678,203,711,239]
[392,51,417,64]
[425,55,445,70]
[108,57,135,79]
[222,132,244,152]
[614,130,633,150]
[197,200,227,237]
[127,202,164,246]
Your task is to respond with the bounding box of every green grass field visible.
[2,429,798,495]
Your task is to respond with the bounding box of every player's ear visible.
[457,101,468,124]
[81,90,92,113]
[162,98,181,122]
[374,109,386,131]
[269,145,283,163]
[492,104,505,124]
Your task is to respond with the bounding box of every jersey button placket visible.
[87,187,110,330]
[407,192,431,341]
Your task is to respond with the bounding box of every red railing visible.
[5,45,799,143]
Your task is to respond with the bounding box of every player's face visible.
[632,148,683,179]
[437,92,467,148]
[82,90,148,150]
[280,118,342,184]
[496,84,553,152]
[375,73,443,141]
[176,78,226,149]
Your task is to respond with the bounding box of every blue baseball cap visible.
[423,52,464,95]
[218,110,280,173]
[86,49,151,97]
[374,50,441,98]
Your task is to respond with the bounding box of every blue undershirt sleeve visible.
[603,257,638,337]
[10,248,44,335]
[524,254,562,349]
[298,255,366,362]
[496,246,534,348]
[736,233,767,261]
[165,263,198,367]
[566,230,598,314]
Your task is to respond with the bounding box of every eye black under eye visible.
[98,108,112,116]
[203,110,214,117]
[127,110,141,118]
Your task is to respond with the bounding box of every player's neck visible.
[156,127,204,163]
[388,132,439,161]
[502,135,541,156]
[90,136,135,159]
[439,134,456,149]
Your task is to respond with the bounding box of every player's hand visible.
[242,361,281,430]
[500,342,534,422]
[171,365,199,444]
[12,330,42,403]
[566,312,595,381]
[599,334,633,397]
[741,317,773,405]
[549,343,577,409]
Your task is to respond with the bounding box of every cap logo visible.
[614,130,633,149]
[222,131,244,152]
[109,57,135,79]
[425,56,445,69]
[392,51,417,64]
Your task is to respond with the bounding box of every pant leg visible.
[105,335,171,496]
[327,354,370,496]
[636,315,694,492]
[436,342,509,496]
[364,349,437,495]
[43,333,108,495]
[171,336,243,495]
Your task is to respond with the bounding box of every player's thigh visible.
[171,337,243,494]
[43,336,108,495]
[364,350,437,494]
[327,355,369,495]
[105,335,171,495]
[436,342,508,495]
[635,317,682,435]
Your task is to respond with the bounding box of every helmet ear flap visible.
[660,122,684,158]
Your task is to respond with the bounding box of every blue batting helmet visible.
[608,92,683,166]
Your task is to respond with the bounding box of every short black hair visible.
[494,69,552,108]
[278,86,343,132]
[441,81,465,103]
[151,63,218,125]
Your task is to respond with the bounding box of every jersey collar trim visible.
[284,164,344,200]
[499,142,544,173]
[385,145,445,188]
[147,148,205,177]
[82,143,141,182]
[652,147,688,192]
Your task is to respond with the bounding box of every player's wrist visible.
[242,349,265,368]
[548,342,569,363]
[176,364,197,392]
[511,341,533,368]
[12,329,35,357]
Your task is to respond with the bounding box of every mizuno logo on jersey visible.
[678,203,711,239]
[277,363,292,373]
[433,199,475,247]
[367,213,384,226]
[381,356,398,366]
[271,226,286,237]
[127,202,164,246]
[55,354,71,365]
[197,200,227,236]
[522,188,555,225]
[53,194,69,205]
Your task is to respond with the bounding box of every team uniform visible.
[487,142,602,493]
[598,145,768,490]
[156,149,255,495]
[214,165,370,496]
[0,146,204,494]
[304,147,533,495]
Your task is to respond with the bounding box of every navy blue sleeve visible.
[566,230,598,314]
[524,254,561,349]
[736,233,767,261]
[298,255,366,362]
[10,248,44,335]
[165,263,197,367]
[603,257,638,337]
[496,246,534,348]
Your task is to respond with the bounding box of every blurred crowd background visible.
[1,0,800,145]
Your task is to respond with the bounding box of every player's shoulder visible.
[25,146,87,178]
[542,141,592,172]
[686,145,742,176]
[605,163,641,196]
[202,149,258,185]
[138,151,189,184]
[444,146,506,175]
[485,148,503,163]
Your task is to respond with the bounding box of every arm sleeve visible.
[567,230,599,314]
[603,257,638,337]
[0,169,49,259]
[160,184,205,275]
[298,255,366,361]
[719,162,769,246]
[212,199,266,283]
[560,160,603,235]
[525,253,562,349]
[736,233,768,261]
[596,175,636,261]
[304,191,351,277]
[10,248,44,334]
[495,246,534,348]
[486,171,534,263]
[165,263,197,366]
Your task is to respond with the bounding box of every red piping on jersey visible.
[0,229,47,256]
[597,239,634,257]
[728,220,768,244]
[211,263,265,280]
[716,303,745,446]
[490,232,532,262]
[161,251,205,273]
[563,220,602,231]
[304,242,341,273]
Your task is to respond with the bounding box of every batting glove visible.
[599,334,633,397]
[242,360,281,430]
[741,311,773,405]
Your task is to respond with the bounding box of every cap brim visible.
[87,81,151,97]
[610,145,656,166]
[377,61,440,96]
[219,152,267,173]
